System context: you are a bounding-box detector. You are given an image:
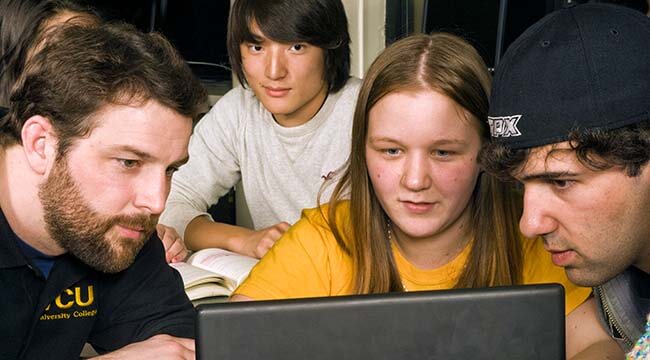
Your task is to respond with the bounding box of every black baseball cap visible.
[488,3,650,149]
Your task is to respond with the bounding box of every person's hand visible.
[232,222,290,258]
[93,334,195,359]
[157,224,188,263]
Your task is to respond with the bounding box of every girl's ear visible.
[21,115,58,175]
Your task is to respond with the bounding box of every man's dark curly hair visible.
[480,119,650,180]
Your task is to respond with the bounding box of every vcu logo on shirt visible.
[41,285,97,321]
[47,285,95,310]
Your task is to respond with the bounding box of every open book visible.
[170,248,258,301]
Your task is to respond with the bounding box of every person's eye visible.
[433,149,453,158]
[248,44,263,53]
[549,179,574,190]
[118,159,140,169]
[289,43,306,52]
[383,148,401,156]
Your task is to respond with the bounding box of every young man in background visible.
[160,0,361,258]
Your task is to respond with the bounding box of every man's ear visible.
[21,115,58,175]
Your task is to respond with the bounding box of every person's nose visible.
[400,153,432,192]
[133,171,169,216]
[265,46,288,80]
[519,185,558,238]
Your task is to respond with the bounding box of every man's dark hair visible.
[227,0,350,93]
[2,22,207,153]
[0,0,100,108]
[480,119,650,180]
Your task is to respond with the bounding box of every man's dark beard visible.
[39,155,157,273]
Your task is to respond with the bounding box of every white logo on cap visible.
[488,115,522,137]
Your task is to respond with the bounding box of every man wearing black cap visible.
[482,3,649,358]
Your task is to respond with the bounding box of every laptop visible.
[196,283,565,360]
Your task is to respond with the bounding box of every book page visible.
[185,282,231,301]
[187,248,259,290]
[169,262,226,288]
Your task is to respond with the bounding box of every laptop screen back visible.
[196,283,565,360]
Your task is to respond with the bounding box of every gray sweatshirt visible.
[160,78,361,236]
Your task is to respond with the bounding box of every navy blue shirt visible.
[0,209,195,359]
[15,237,57,278]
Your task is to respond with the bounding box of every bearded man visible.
[0,22,206,359]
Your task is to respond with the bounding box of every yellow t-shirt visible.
[234,202,591,314]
